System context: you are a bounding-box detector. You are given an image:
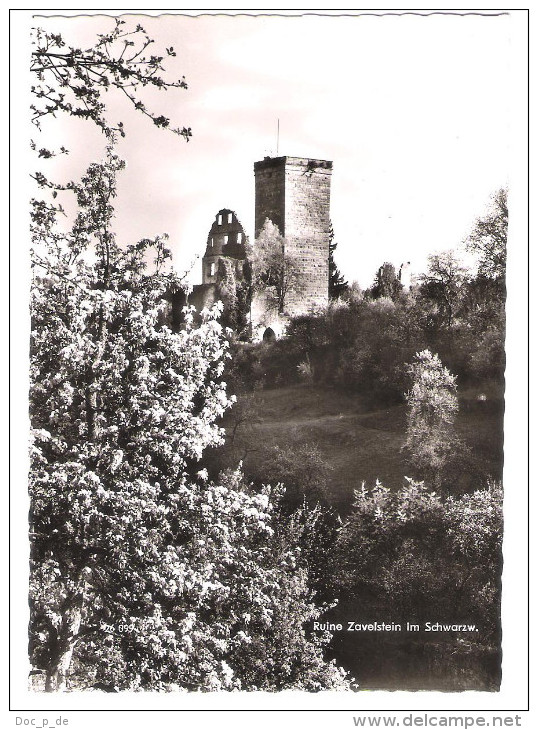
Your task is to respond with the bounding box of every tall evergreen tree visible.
[328,222,348,299]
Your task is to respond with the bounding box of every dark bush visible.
[330,479,503,690]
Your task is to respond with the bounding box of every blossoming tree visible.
[29,19,349,692]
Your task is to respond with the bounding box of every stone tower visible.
[254,156,333,315]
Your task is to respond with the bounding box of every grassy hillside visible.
[215,383,503,512]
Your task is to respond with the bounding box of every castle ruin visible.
[186,155,333,340]
[187,208,249,315]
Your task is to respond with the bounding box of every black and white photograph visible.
[9,7,529,724]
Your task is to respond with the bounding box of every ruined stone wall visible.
[164,284,220,333]
[202,208,248,285]
[250,292,288,342]
[189,283,219,312]
[254,156,332,316]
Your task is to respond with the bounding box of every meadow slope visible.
[219,383,504,511]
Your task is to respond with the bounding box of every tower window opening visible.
[223,235,228,245]
[237,232,242,243]
[227,213,232,224]
[210,262,216,276]
[217,214,223,225]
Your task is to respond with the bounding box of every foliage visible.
[30,148,227,687]
[28,18,507,693]
[249,219,303,314]
[226,218,506,441]
[468,323,506,382]
[225,191,506,405]
[334,478,503,689]
[297,356,315,383]
[201,391,263,477]
[457,274,505,386]
[225,296,427,401]
[338,478,502,625]
[31,19,191,144]
[333,298,415,402]
[275,501,344,607]
[214,258,250,336]
[366,262,403,301]
[465,188,508,281]
[29,20,197,690]
[290,296,425,402]
[459,188,507,384]
[252,441,333,508]
[418,251,467,328]
[64,470,350,691]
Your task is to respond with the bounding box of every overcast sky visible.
[29,11,515,288]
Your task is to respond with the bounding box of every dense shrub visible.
[249,441,333,508]
[338,479,502,625]
[331,479,503,690]
[225,296,427,403]
[225,261,505,415]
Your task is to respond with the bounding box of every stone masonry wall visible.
[283,157,332,313]
[254,158,286,239]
